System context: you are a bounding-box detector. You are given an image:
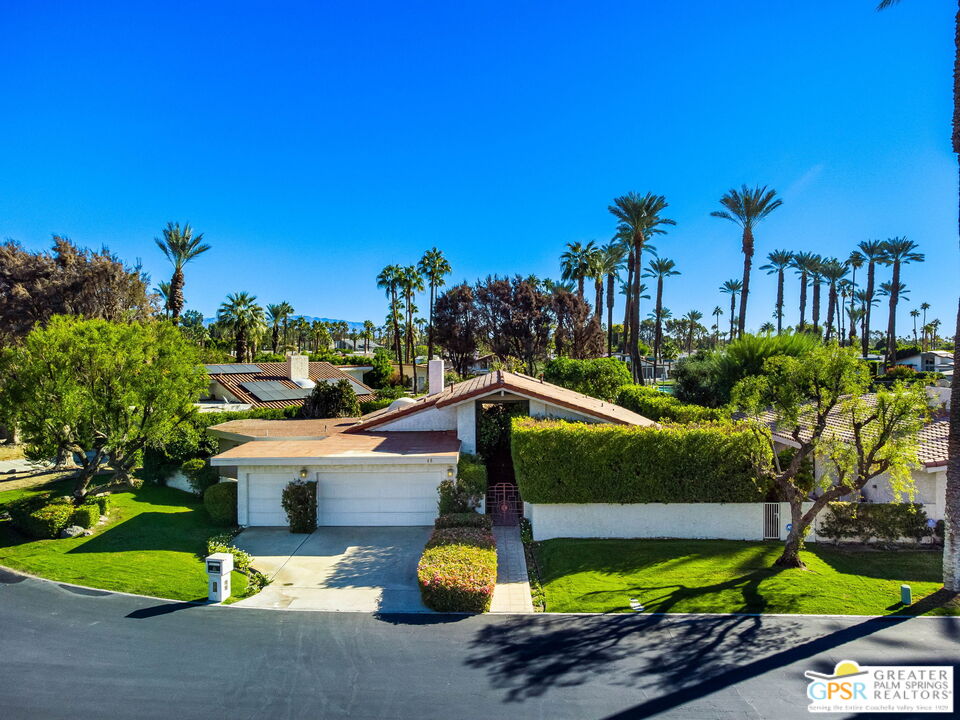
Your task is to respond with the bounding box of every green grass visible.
[536,538,959,616]
[0,479,248,602]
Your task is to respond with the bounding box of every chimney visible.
[428,359,445,395]
[286,354,309,382]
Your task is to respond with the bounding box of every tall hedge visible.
[511,418,771,504]
[542,357,632,402]
[616,384,728,423]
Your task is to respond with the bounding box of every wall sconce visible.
[299,468,309,479]
[447,467,454,479]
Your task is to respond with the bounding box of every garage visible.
[317,468,442,526]
[246,473,295,526]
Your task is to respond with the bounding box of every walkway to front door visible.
[489,525,534,613]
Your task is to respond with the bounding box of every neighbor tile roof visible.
[210,430,460,463]
[207,362,374,409]
[347,370,655,432]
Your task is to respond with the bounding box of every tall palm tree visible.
[155,282,171,318]
[377,265,405,385]
[759,249,794,334]
[720,279,743,343]
[759,321,775,335]
[218,292,264,362]
[711,185,783,337]
[559,240,598,300]
[920,301,931,350]
[881,237,924,366]
[857,239,889,358]
[362,320,376,354]
[585,246,606,321]
[643,257,680,382]
[791,251,818,330]
[910,308,921,345]
[847,250,865,344]
[400,266,424,391]
[599,241,627,356]
[417,248,452,361]
[266,303,286,354]
[820,257,848,342]
[154,222,211,325]
[609,192,675,381]
[683,310,703,352]
[808,255,824,333]
[712,306,723,347]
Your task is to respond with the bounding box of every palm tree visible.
[720,279,743,343]
[910,308,921,345]
[683,310,704,352]
[857,239,889,358]
[559,240,597,300]
[154,222,211,325]
[820,257,848,342]
[920,302,931,350]
[847,250,865,344]
[808,255,824,332]
[362,320,375,354]
[711,185,783,337]
[931,318,943,348]
[155,282,171,318]
[218,292,264,362]
[599,241,627,356]
[759,321,775,335]
[712,305,723,346]
[791,251,818,329]
[377,265,405,385]
[417,248,452,361]
[400,266,424,391]
[759,249,793,335]
[608,192,675,381]
[881,237,924,366]
[266,303,290,354]
[643,258,680,382]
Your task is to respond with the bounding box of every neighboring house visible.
[767,393,950,521]
[209,360,654,527]
[202,355,375,412]
[336,365,373,384]
[897,350,954,374]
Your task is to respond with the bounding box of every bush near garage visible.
[8,495,75,539]
[818,502,932,546]
[70,503,100,529]
[417,525,498,613]
[180,458,220,496]
[204,482,238,526]
[511,417,771,504]
[434,513,493,530]
[281,480,317,533]
[437,454,488,514]
[615,384,728,423]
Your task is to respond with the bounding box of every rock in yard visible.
[59,525,85,539]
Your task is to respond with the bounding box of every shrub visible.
[71,503,100,529]
[375,384,406,401]
[364,348,395,388]
[281,480,317,533]
[435,513,492,530]
[206,533,252,572]
[86,494,110,514]
[8,496,76,539]
[203,482,238,526]
[417,529,497,613]
[180,457,219,496]
[438,454,488,514]
[426,526,496,550]
[511,417,771,504]
[543,357,632,402]
[616,384,728,423]
[818,502,931,546]
[359,398,394,415]
[884,365,918,380]
[299,379,359,419]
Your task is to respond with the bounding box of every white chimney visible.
[428,359,445,395]
[286,354,309,382]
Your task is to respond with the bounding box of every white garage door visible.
[246,473,293,526]
[318,470,440,526]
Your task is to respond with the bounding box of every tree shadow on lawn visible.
[466,589,960,714]
[65,507,215,555]
[805,544,943,583]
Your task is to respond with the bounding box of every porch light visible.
[299,468,309,479]
[447,467,454,479]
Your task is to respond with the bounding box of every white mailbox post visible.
[205,552,234,602]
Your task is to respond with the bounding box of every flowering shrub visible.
[434,513,493,530]
[417,526,497,612]
[205,533,252,572]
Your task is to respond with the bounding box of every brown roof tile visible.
[207,417,358,440]
[211,431,460,463]
[207,362,374,409]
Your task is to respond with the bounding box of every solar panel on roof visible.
[204,364,261,375]
[240,381,312,402]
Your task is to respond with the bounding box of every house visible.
[336,364,373,384]
[209,360,654,527]
[201,355,375,412]
[897,350,954,374]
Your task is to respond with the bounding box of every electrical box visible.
[206,552,234,602]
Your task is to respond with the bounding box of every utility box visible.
[206,552,234,602]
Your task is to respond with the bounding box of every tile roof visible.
[207,417,357,440]
[764,395,950,469]
[210,431,460,463]
[348,370,655,432]
[207,362,374,409]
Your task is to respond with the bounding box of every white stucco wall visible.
[861,469,946,520]
[374,405,457,432]
[457,403,477,454]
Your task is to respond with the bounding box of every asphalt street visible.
[1,570,958,720]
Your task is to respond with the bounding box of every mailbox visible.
[205,552,234,602]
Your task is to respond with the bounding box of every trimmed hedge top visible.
[616,384,728,423]
[511,417,771,504]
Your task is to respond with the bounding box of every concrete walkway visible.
[489,525,534,613]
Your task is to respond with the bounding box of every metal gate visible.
[489,483,520,526]
[763,503,780,540]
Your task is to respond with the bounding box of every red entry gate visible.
[489,483,521,526]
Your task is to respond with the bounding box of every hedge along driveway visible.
[0,481,247,601]
[511,418,772,504]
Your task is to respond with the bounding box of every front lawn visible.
[0,479,248,601]
[536,538,958,616]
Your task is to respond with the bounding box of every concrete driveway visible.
[232,526,432,612]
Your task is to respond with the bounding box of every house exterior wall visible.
[338,367,372,382]
[374,405,458,432]
[861,469,946,520]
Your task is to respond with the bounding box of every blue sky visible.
[1,1,956,334]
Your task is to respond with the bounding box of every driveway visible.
[232,526,432,612]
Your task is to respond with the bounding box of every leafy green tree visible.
[0,317,207,502]
[300,379,360,419]
[735,344,926,568]
[154,222,210,325]
[366,348,395,389]
[711,185,783,337]
[542,357,631,402]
